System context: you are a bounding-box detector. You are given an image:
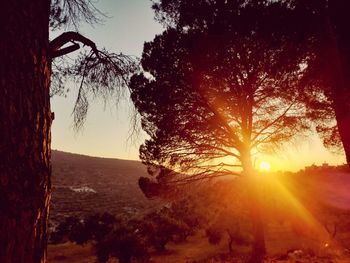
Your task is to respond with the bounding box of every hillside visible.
[50,150,159,226]
[48,155,350,262]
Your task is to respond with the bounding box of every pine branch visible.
[50,31,99,58]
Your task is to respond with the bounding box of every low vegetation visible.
[48,162,350,262]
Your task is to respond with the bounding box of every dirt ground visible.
[48,229,350,263]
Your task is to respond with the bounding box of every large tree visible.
[0,1,135,262]
[130,23,310,262]
[150,0,349,163]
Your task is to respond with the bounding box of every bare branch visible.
[50,0,105,30]
[50,31,98,58]
[251,100,296,144]
[51,42,80,58]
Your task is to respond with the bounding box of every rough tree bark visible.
[0,0,52,262]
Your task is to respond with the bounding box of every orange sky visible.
[258,135,345,172]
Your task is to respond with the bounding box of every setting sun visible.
[259,161,271,172]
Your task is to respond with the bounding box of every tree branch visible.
[50,31,99,58]
[51,43,80,58]
[251,100,296,143]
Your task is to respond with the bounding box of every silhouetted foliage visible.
[50,213,148,262]
[50,216,85,244]
[50,31,137,129]
[206,227,222,245]
[130,2,313,260]
[265,0,350,161]
[49,0,138,128]
[204,180,252,253]
[150,0,350,164]
[131,4,310,187]
[95,223,148,263]
[167,198,202,240]
[206,211,252,253]
[49,212,119,245]
[137,209,189,251]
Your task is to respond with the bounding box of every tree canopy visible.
[129,1,344,261]
[149,0,350,163]
[130,8,303,263]
[131,17,309,185]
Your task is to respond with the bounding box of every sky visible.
[51,0,163,159]
[50,0,345,171]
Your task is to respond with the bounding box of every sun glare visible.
[259,161,271,172]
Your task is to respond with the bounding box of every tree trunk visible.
[241,150,266,263]
[227,231,233,254]
[0,1,52,262]
[333,88,350,167]
[324,6,350,167]
[248,204,266,263]
[329,47,350,167]
[329,36,350,166]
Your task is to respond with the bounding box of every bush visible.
[95,223,148,263]
[139,209,193,251]
[49,216,82,244]
[49,213,118,245]
[206,227,222,245]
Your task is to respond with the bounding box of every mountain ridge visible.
[52,149,141,163]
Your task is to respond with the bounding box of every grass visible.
[48,222,350,263]
[48,242,96,263]
[48,232,229,263]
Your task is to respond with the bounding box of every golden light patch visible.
[259,161,271,172]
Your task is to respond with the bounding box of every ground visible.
[48,228,350,263]
[48,152,350,262]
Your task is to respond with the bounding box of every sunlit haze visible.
[259,161,271,172]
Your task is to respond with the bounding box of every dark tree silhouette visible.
[49,216,83,244]
[0,1,135,262]
[50,214,148,263]
[152,0,350,165]
[281,0,350,166]
[130,7,310,261]
[95,222,148,263]
[150,0,350,164]
[138,209,190,252]
[206,202,252,254]
[50,213,119,245]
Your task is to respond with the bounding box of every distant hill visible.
[50,150,160,226]
[49,150,350,226]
